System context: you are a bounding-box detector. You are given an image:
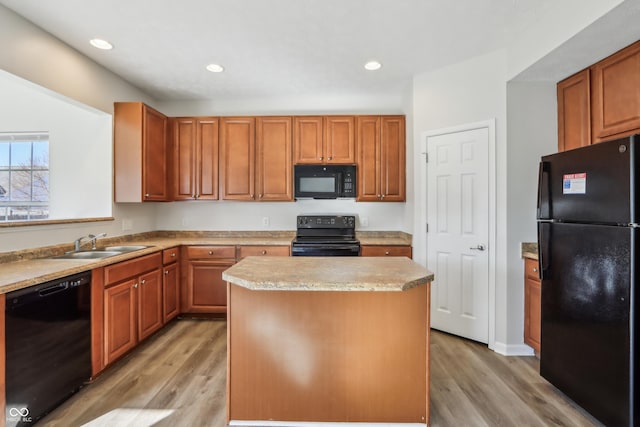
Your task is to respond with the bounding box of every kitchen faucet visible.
[73,233,107,251]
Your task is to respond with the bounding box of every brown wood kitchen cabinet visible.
[237,245,291,259]
[361,245,412,258]
[114,102,169,202]
[162,247,180,322]
[172,117,219,200]
[182,246,236,314]
[591,40,640,142]
[294,116,356,164]
[524,257,541,353]
[103,253,163,366]
[357,115,406,202]
[557,69,591,152]
[220,117,292,201]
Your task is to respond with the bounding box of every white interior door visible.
[427,126,489,343]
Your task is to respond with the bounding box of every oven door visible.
[291,243,360,257]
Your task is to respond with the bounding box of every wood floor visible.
[39,319,602,427]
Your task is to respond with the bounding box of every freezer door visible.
[540,222,634,427]
[540,134,640,224]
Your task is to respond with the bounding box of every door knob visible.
[470,245,486,251]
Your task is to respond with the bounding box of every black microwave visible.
[294,165,356,199]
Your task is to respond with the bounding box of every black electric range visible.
[291,214,360,256]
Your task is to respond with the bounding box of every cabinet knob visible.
[164,270,169,275]
[385,251,390,255]
[261,250,267,255]
[192,194,196,198]
[259,194,263,199]
[145,193,150,198]
[381,194,386,199]
[195,194,200,199]
[133,283,138,288]
[533,268,538,272]
[209,251,214,255]
[377,194,381,198]
[328,156,332,161]
[319,157,323,161]
[171,253,176,257]
[141,279,146,284]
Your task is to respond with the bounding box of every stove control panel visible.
[297,215,356,229]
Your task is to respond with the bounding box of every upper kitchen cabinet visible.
[557,69,591,152]
[294,116,356,164]
[256,117,293,201]
[220,117,293,201]
[357,115,406,202]
[173,117,219,200]
[591,40,640,142]
[114,102,169,202]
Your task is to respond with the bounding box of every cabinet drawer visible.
[524,258,540,281]
[104,252,162,287]
[238,245,290,258]
[186,245,236,260]
[360,245,412,258]
[162,247,180,264]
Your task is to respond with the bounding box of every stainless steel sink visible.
[55,250,123,259]
[103,245,148,252]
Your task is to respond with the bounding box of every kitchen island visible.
[222,256,434,426]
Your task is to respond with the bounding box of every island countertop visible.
[222,256,434,292]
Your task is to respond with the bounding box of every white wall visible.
[505,82,557,346]
[506,0,624,79]
[412,49,509,350]
[0,4,157,252]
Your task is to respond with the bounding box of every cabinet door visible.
[138,268,163,341]
[557,69,591,151]
[163,262,180,322]
[380,116,406,201]
[591,41,640,141]
[356,116,381,201]
[221,117,255,200]
[142,105,169,201]
[185,260,234,313]
[360,245,412,258]
[104,279,137,365]
[294,116,324,164]
[257,117,292,201]
[173,117,196,200]
[196,118,219,200]
[524,258,541,352]
[325,116,355,164]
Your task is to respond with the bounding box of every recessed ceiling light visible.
[89,38,113,50]
[364,61,382,71]
[206,63,225,73]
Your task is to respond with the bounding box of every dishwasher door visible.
[5,271,92,426]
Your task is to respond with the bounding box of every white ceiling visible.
[0,0,632,102]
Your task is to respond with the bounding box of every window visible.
[0,133,50,222]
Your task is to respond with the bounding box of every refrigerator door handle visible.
[537,161,551,220]
[538,221,550,280]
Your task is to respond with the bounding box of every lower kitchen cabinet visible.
[361,245,412,258]
[182,246,236,314]
[162,247,180,322]
[103,253,163,366]
[524,258,541,353]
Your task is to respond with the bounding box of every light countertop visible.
[0,230,413,294]
[521,242,538,260]
[223,256,433,292]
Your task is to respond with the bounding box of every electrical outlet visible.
[262,217,270,227]
[361,217,369,227]
[122,218,133,231]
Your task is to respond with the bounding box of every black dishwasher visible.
[5,271,92,426]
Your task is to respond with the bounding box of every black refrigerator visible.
[537,135,639,427]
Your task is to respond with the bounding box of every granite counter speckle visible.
[522,242,538,260]
[222,256,433,292]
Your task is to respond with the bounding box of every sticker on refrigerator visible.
[563,173,586,194]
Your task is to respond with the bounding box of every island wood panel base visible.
[227,283,430,424]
